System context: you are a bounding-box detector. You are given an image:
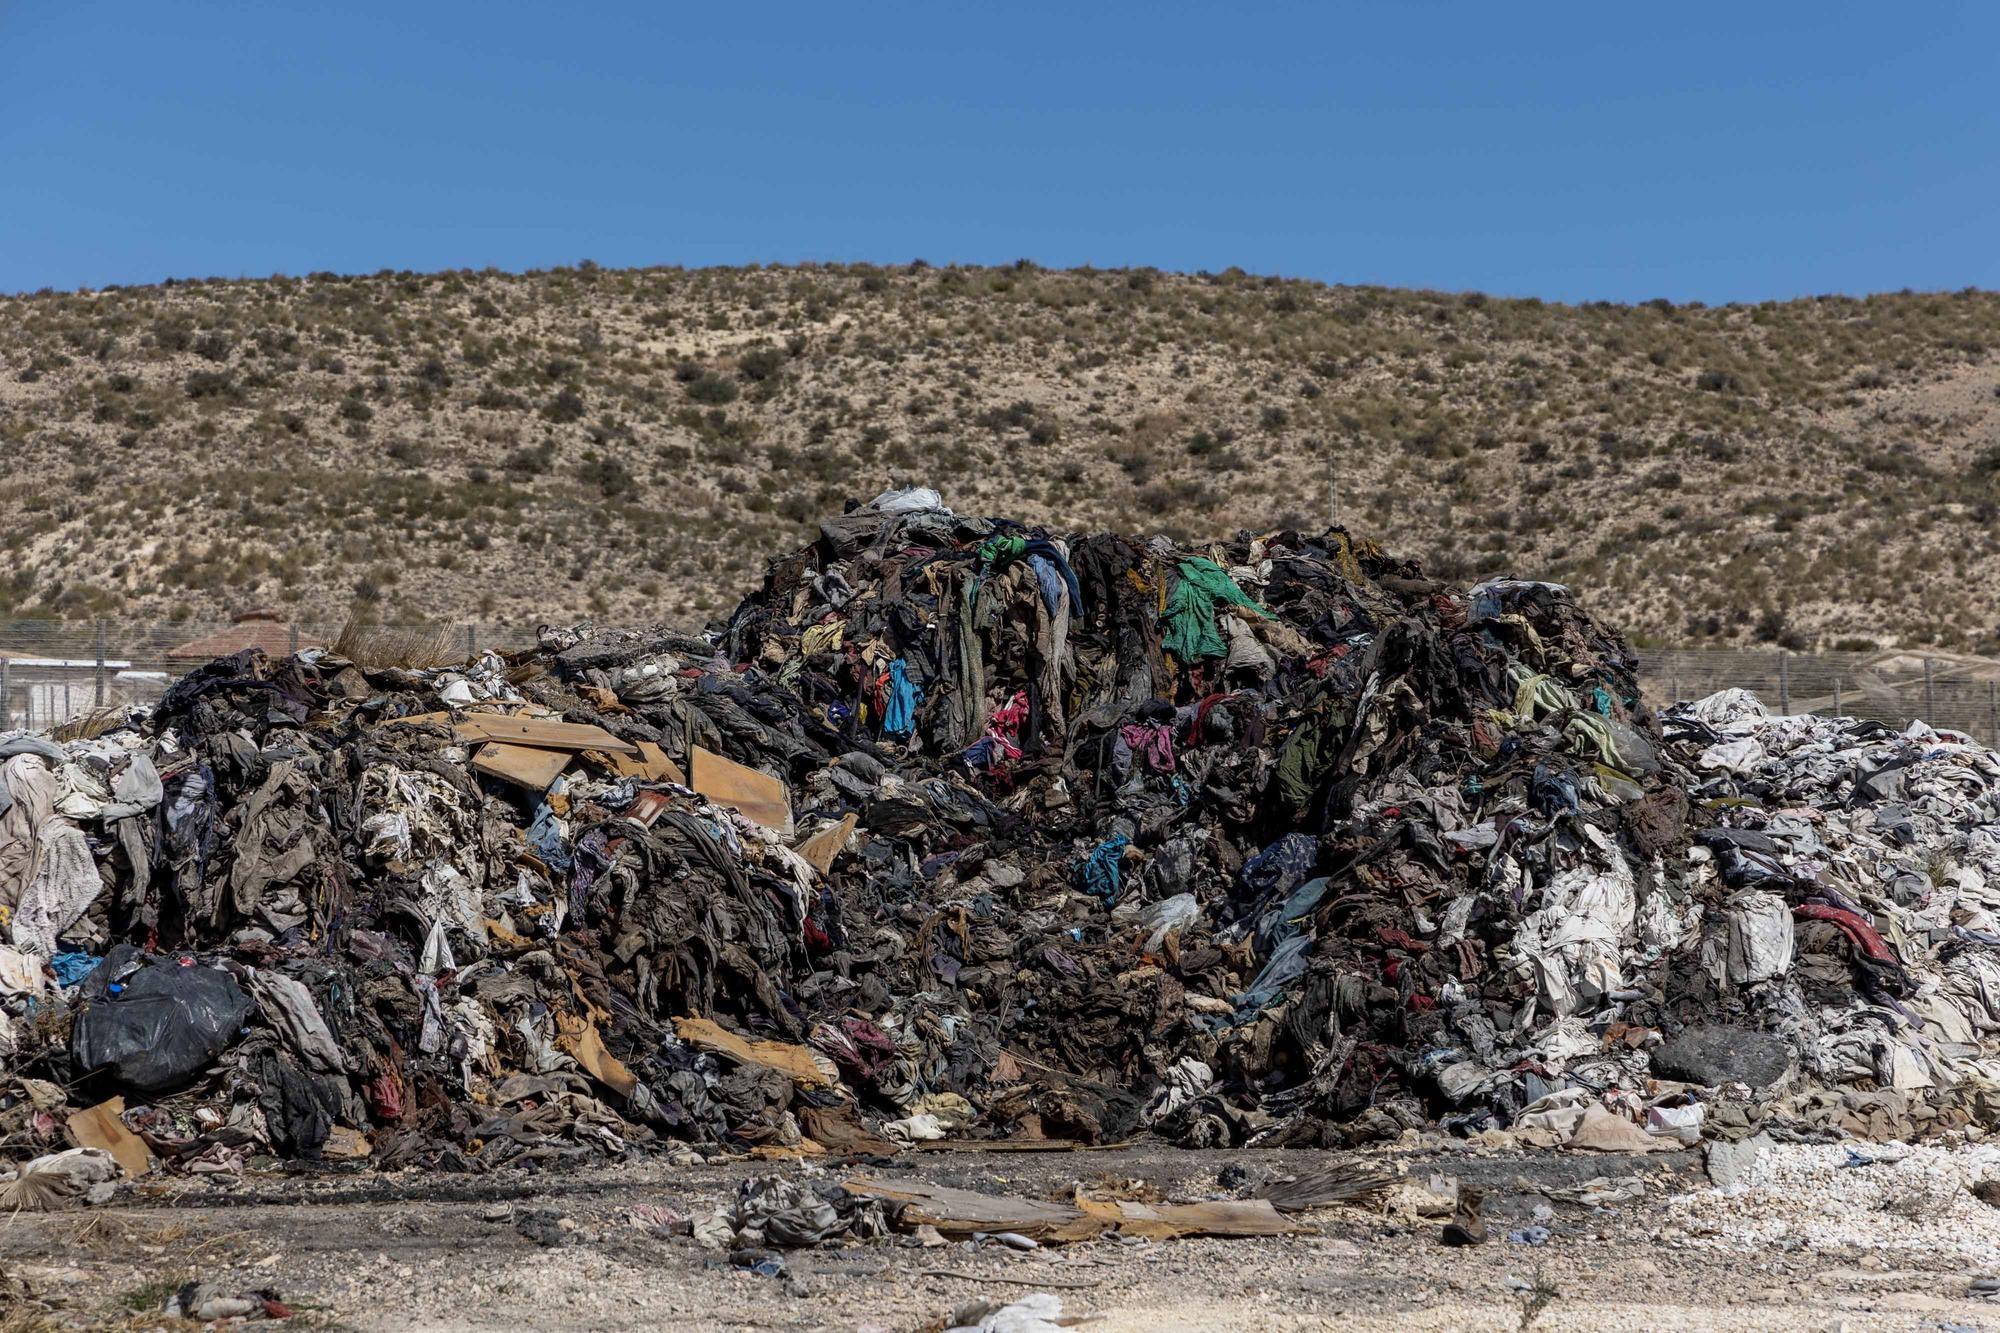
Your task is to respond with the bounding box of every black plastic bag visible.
[71,944,254,1093]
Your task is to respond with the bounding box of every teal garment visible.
[1160,558,1265,661]
[1077,833,1130,905]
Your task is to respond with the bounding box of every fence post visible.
[289,623,300,655]
[94,620,107,707]
[1989,679,1997,745]
[1777,651,1789,715]
[1924,657,1937,728]
[465,624,477,663]
[0,656,9,729]
[1833,678,1843,720]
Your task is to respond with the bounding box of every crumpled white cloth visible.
[10,817,102,956]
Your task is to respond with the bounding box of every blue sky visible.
[3,2,1994,302]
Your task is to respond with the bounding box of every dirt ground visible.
[5,1142,1999,1332]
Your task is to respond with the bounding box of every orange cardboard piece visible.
[793,814,857,876]
[673,1016,832,1088]
[575,685,630,714]
[66,1097,152,1178]
[470,742,571,791]
[556,1015,638,1098]
[689,746,793,834]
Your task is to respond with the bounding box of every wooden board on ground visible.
[470,742,572,791]
[689,746,793,835]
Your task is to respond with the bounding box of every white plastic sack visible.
[867,486,948,515]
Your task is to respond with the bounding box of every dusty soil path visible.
[3,1144,1996,1331]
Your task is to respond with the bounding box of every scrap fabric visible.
[1,487,1997,1176]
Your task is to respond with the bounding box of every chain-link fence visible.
[6,621,2000,745]
[0,620,536,731]
[1639,648,2000,744]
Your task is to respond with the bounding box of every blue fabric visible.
[883,658,922,737]
[1253,875,1333,955]
[1077,833,1131,906]
[528,785,573,871]
[1230,932,1314,1022]
[50,951,100,988]
[1026,555,1069,618]
[1530,763,1580,818]
[1022,540,1081,612]
[1241,832,1318,899]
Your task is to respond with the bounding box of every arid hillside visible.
[3,264,1998,649]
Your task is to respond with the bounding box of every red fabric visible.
[1794,903,1897,965]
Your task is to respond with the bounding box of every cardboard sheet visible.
[673,1016,832,1088]
[470,742,571,791]
[602,740,687,784]
[689,746,793,835]
[793,813,857,875]
[66,1097,152,1178]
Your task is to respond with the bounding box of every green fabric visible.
[1161,558,1264,661]
[1276,683,1347,807]
[1506,667,1576,723]
[977,534,1027,569]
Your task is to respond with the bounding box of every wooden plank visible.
[457,716,637,754]
[469,742,572,791]
[689,746,792,834]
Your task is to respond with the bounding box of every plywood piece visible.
[66,1097,151,1178]
[689,746,792,834]
[793,813,857,876]
[673,1016,832,1088]
[842,1177,1309,1243]
[456,716,637,754]
[602,740,686,784]
[470,742,571,791]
